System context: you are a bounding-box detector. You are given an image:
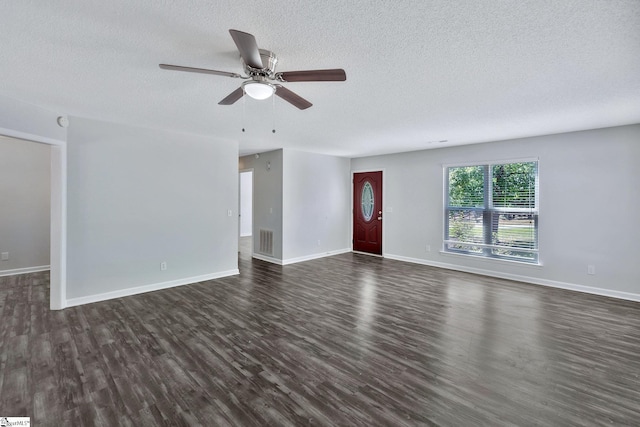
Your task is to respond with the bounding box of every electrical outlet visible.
[1,252,8,261]
[160,262,167,271]
[227,209,233,217]
[317,239,321,246]
[425,245,431,252]
[587,265,596,275]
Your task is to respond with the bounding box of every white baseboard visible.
[384,253,640,303]
[252,253,283,265]
[65,269,239,308]
[252,248,352,266]
[0,265,50,277]
[282,248,352,265]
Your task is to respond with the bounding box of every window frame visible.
[443,158,540,264]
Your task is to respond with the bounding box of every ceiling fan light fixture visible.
[242,80,275,100]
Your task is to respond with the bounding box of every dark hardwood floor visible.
[2,241,640,425]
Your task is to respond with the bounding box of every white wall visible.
[66,117,239,304]
[239,170,253,237]
[240,149,351,264]
[0,136,51,274]
[351,124,640,299]
[282,150,351,262]
[239,150,284,260]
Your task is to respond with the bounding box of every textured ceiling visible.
[1,1,639,157]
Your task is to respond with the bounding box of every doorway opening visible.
[239,169,253,259]
[0,129,66,310]
[0,136,51,277]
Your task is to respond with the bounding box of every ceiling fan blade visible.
[276,69,346,82]
[229,29,263,69]
[274,85,312,110]
[159,64,242,78]
[218,87,244,105]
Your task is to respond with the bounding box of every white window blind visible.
[445,160,539,263]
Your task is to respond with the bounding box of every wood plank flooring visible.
[2,245,640,425]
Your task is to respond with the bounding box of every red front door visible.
[353,171,382,255]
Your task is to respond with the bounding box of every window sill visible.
[439,250,543,268]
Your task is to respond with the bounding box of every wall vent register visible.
[259,229,274,255]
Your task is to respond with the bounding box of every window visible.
[444,160,539,263]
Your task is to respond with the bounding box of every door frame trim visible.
[0,127,67,310]
[351,168,386,257]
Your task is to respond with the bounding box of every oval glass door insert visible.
[361,181,374,221]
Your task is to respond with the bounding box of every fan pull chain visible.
[272,94,276,134]
[241,90,246,133]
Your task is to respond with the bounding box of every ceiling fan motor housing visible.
[243,49,278,78]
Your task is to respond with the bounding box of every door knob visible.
[377,216,382,220]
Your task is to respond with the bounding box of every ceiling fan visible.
[159,29,346,110]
